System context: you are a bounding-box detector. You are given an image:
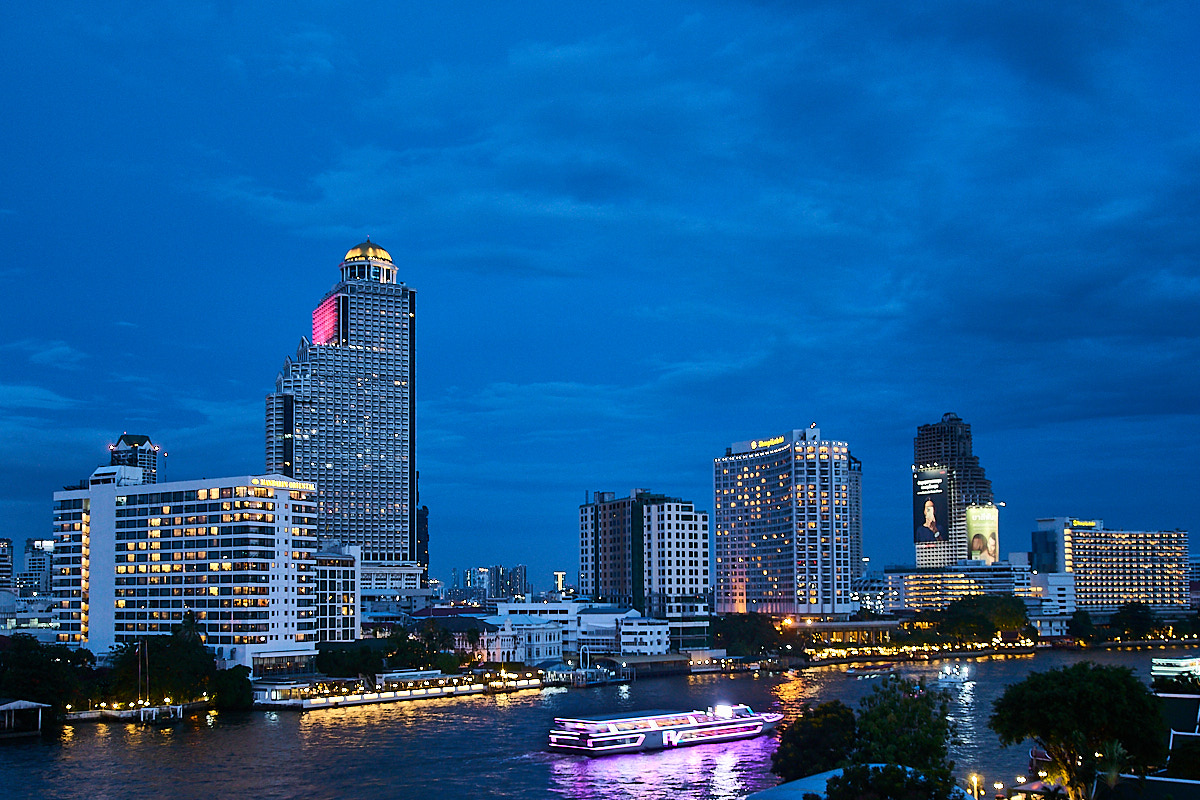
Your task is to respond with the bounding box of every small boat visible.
[846,664,896,679]
[934,664,970,686]
[548,704,783,755]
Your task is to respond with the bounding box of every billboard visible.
[966,504,1000,564]
[913,468,949,545]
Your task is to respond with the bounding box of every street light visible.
[970,774,982,800]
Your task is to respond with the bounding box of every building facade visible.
[579,490,710,649]
[1064,525,1189,613]
[266,240,421,600]
[882,561,1033,613]
[53,468,323,675]
[913,413,994,568]
[714,427,857,616]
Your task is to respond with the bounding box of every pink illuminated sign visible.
[312,295,340,344]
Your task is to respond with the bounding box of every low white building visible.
[435,614,562,664]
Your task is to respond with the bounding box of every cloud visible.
[0,384,79,411]
[1,339,88,369]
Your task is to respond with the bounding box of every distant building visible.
[109,433,161,484]
[53,468,322,675]
[434,614,562,664]
[265,240,424,607]
[0,539,11,590]
[714,427,857,616]
[913,413,993,568]
[15,539,54,598]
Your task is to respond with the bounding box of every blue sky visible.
[2,2,1198,588]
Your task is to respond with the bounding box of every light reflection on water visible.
[0,648,1174,800]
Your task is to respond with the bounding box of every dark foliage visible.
[824,763,957,800]
[210,666,254,710]
[990,662,1167,800]
[771,700,857,781]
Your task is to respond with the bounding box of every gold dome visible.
[343,238,392,263]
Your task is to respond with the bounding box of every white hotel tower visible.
[714,427,858,616]
[266,240,423,602]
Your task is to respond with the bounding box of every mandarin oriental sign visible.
[252,478,317,491]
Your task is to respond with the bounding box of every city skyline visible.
[2,4,1198,587]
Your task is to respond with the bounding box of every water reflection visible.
[2,649,1175,800]
[548,736,778,800]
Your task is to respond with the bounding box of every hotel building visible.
[579,490,711,650]
[713,427,858,616]
[53,467,324,675]
[1035,517,1188,614]
[266,240,426,608]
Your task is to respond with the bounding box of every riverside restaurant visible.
[253,668,542,709]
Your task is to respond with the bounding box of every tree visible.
[210,666,253,710]
[1108,603,1158,641]
[711,614,781,657]
[771,676,955,786]
[0,634,96,716]
[855,676,954,779]
[939,595,1028,643]
[824,763,957,800]
[771,700,857,781]
[989,662,1167,800]
[1067,610,1096,643]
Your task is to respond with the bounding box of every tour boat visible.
[548,704,784,755]
[845,664,896,679]
[934,664,970,687]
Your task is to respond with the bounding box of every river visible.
[0,647,1179,800]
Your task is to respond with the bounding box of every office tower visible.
[1036,517,1188,613]
[108,433,160,483]
[579,490,711,649]
[913,413,994,568]
[0,538,12,589]
[53,467,324,674]
[714,427,856,616]
[266,240,422,602]
[848,455,863,578]
[17,539,54,597]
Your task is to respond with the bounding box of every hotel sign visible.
[1069,519,1099,528]
[251,478,317,491]
[750,436,786,450]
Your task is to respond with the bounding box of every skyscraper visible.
[913,413,994,568]
[266,240,422,601]
[713,427,857,616]
[108,433,160,483]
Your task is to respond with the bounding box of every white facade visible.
[714,428,857,615]
[1030,572,1076,616]
[452,615,562,664]
[266,240,421,592]
[617,616,671,655]
[53,470,323,675]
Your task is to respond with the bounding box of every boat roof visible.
[555,706,750,723]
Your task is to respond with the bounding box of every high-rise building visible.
[848,455,864,579]
[53,467,324,674]
[579,489,711,650]
[108,433,160,483]
[16,539,54,597]
[1035,517,1188,613]
[913,413,994,568]
[266,240,424,604]
[0,538,12,589]
[713,427,857,617]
